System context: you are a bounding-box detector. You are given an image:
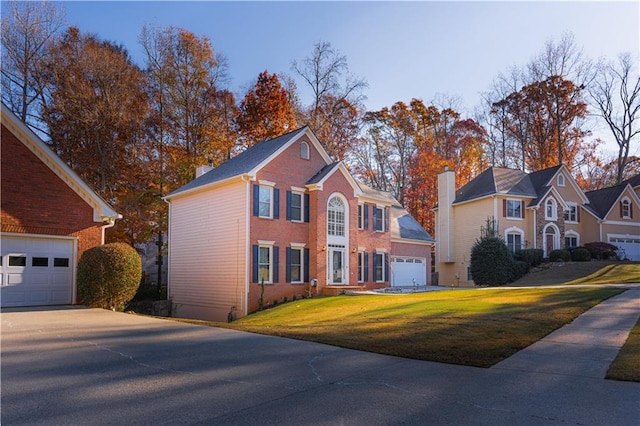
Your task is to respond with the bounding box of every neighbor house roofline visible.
[2,102,120,223]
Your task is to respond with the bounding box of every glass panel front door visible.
[330,247,344,284]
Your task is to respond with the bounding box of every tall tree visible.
[1,0,65,132]
[236,70,296,147]
[43,27,150,243]
[492,75,589,171]
[589,53,640,184]
[140,25,230,189]
[292,41,367,159]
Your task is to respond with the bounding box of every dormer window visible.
[557,174,565,187]
[545,197,557,220]
[300,141,309,160]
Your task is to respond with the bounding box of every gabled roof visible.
[585,182,640,220]
[454,164,582,206]
[1,102,120,223]
[391,205,435,244]
[306,161,364,197]
[166,126,329,199]
[623,174,640,188]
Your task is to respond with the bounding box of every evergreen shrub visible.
[78,243,142,311]
[549,249,571,262]
[470,236,514,286]
[570,247,591,262]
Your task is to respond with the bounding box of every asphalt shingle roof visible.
[166,127,309,197]
[391,205,435,242]
[585,184,627,219]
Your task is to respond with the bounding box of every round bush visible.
[570,247,591,262]
[470,236,514,286]
[549,249,571,262]
[78,243,142,311]
[512,260,530,281]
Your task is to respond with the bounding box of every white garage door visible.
[391,257,426,287]
[609,236,640,261]
[1,235,75,307]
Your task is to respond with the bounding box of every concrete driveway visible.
[2,305,639,425]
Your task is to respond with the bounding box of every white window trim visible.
[357,251,365,283]
[327,193,348,243]
[621,197,631,219]
[506,199,523,220]
[289,245,304,284]
[565,202,578,223]
[545,197,558,221]
[258,185,274,219]
[504,226,525,252]
[300,141,310,160]
[357,203,364,230]
[257,241,274,284]
[290,191,304,223]
[557,174,565,187]
[373,205,385,232]
[374,251,386,283]
[564,230,580,247]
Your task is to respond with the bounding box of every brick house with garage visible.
[1,102,120,307]
[435,164,640,287]
[164,126,434,321]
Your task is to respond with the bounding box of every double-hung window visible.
[564,203,578,222]
[258,245,272,284]
[374,252,385,282]
[259,186,272,218]
[289,247,302,283]
[506,233,522,253]
[506,199,522,219]
[373,206,385,232]
[254,183,279,219]
[290,192,302,222]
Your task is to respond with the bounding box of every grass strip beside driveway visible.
[565,263,640,285]
[222,287,622,368]
[607,315,640,382]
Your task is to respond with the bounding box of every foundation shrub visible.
[78,243,142,311]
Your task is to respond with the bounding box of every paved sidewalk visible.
[493,287,640,378]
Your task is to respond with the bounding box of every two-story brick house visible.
[164,127,434,321]
[436,164,639,287]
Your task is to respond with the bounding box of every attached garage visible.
[1,235,76,307]
[609,236,640,261]
[1,102,120,308]
[391,256,427,287]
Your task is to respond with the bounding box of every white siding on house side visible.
[168,180,248,321]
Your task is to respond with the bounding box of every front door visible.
[329,246,345,284]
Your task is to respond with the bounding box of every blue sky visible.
[60,1,639,153]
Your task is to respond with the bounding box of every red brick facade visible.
[246,135,394,312]
[1,124,104,257]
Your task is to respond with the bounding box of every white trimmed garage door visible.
[391,257,426,287]
[1,235,75,307]
[609,236,640,261]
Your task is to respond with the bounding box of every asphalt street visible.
[2,296,639,425]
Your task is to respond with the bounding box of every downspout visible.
[163,198,171,303]
[533,209,537,249]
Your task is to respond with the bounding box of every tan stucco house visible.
[436,165,639,287]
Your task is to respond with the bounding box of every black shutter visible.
[286,191,292,221]
[253,185,260,216]
[304,248,310,282]
[304,194,310,223]
[364,204,369,229]
[273,188,280,219]
[273,246,279,283]
[285,247,292,283]
[252,245,259,283]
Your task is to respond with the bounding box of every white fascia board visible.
[601,184,640,220]
[163,174,250,202]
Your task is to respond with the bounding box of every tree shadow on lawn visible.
[225,287,624,368]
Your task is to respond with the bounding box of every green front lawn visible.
[222,287,622,368]
[565,263,640,285]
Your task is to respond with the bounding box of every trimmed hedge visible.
[470,236,514,286]
[584,242,618,260]
[78,243,142,311]
[549,249,571,262]
[515,248,544,268]
[570,247,591,262]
